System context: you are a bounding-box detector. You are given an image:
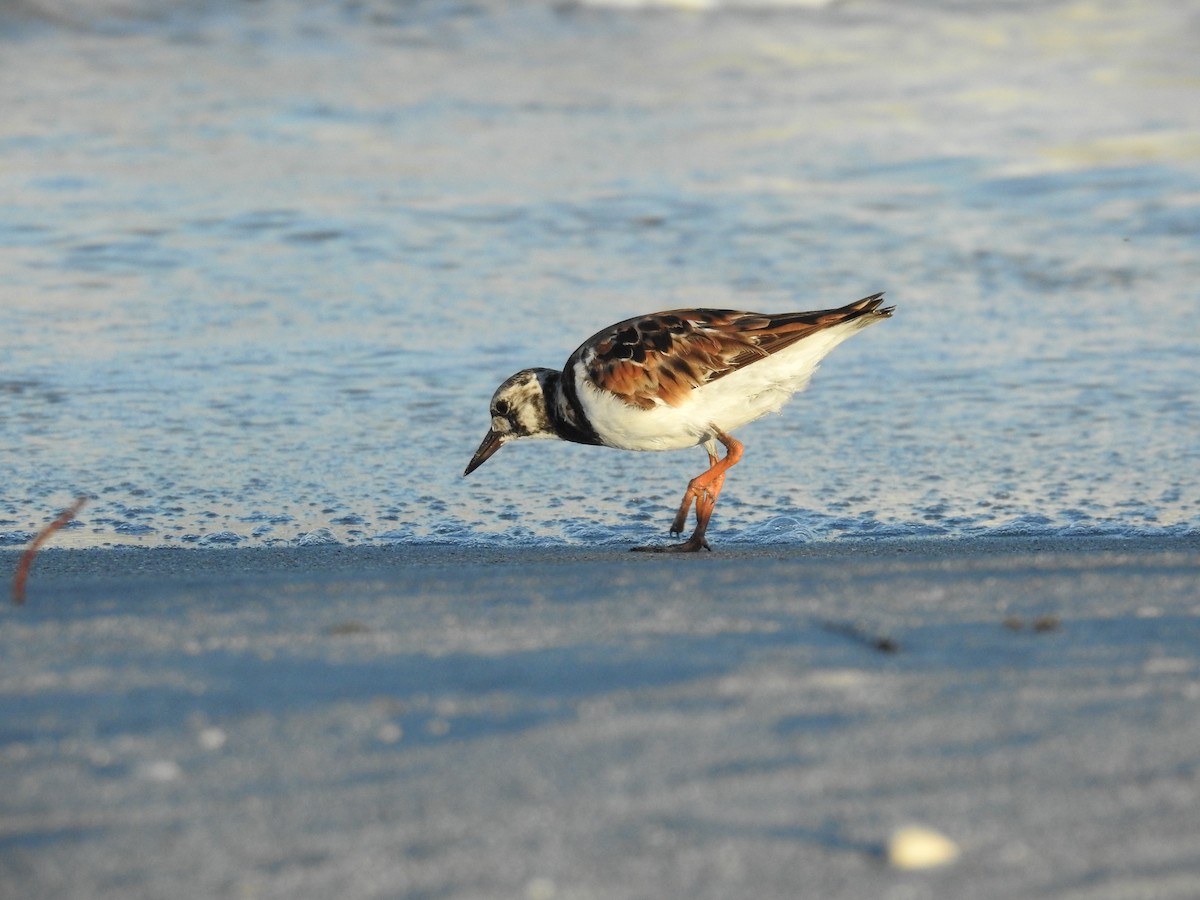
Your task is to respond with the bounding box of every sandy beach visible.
[3,535,1199,899]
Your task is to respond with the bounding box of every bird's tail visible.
[835,292,893,324]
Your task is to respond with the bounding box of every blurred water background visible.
[2,0,1198,548]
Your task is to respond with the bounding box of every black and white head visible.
[463,368,558,476]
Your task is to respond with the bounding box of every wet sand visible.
[3,535,1199,899]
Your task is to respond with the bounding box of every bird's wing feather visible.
[569,293,889,410]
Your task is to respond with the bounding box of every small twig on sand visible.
[12,496,88,606]
[819,619,900,654]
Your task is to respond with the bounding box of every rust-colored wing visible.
[568,293,890,410]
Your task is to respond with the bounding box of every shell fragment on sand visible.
[887,825,961,870]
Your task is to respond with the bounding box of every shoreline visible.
[6,531,1199,580]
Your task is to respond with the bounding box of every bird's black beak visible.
[463,428,504,476]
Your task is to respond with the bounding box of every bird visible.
[464,292,893,552]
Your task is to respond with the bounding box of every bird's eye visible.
[494,399,510,416]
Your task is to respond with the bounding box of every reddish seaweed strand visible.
[12,496,88,606]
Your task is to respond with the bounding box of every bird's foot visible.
[630,534,712,553]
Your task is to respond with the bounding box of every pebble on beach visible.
[887,825,961,870]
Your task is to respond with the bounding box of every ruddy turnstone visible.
[465,292,893,551]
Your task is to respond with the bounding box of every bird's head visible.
[463,368,557,475]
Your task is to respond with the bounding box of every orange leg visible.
[669,445,719,535]
[632,430,743,553]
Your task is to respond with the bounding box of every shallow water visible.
[2,0,1199,548]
